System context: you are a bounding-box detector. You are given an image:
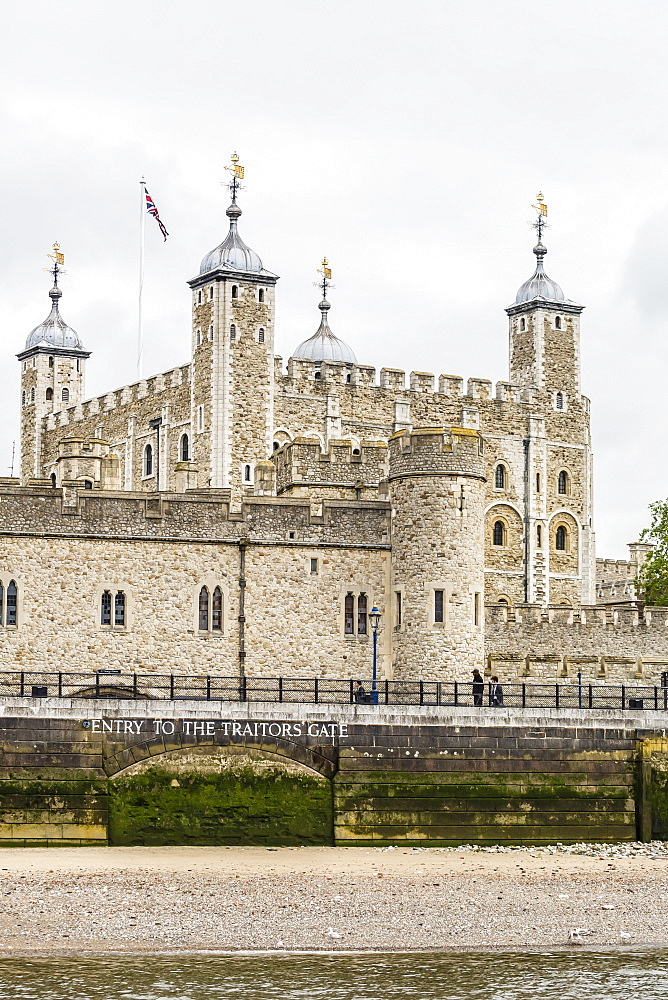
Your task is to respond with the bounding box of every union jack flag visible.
[144,187,169,241]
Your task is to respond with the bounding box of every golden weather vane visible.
[530,191,549,241]
[44,242,67,281]
[314,257,333,298]
[222,152,245,201]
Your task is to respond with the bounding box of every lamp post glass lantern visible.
[369,604,381,703]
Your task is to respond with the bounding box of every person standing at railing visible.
[353,680,367,703]
[490,675,504,707]
[472,669,484,706]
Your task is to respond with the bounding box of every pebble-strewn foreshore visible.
[0,844,666,954]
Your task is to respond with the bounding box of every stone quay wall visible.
[0,699,661,847]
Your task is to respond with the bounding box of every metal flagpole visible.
[138,177,146,380]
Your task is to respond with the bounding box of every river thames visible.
[0,951,666,1000]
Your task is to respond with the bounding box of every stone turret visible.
[388,427,487,678]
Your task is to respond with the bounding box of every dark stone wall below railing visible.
[0,703,663,847]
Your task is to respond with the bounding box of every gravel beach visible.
[0,844,667,955]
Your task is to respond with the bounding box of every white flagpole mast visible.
[138,177,146,380]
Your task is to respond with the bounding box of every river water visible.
[0,951,665,999]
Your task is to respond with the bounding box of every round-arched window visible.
[556,525,567,551]
[493,520,505,546]
[495,464,506,489]
[558,470,568,495]
[144,443,153,477]
[180,434,189,462]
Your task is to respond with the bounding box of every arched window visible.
[212,587,222,631]
[558,470,568,495]
[198,290,202,304]
[21,391,25,407]
[114,591,126,626]
[314,370,322,380]
[556,391,564,410]
[101,590,112,625]
[258,288,265,303]
[520,318,526,331]
[230,324,236,340]
[493,520,505,546]
[144,443,153,477]
[346,373,352,383]
[61,387,69,403]
[196,329,202,347]
[258,328,265,343]
[497,597,508,605]
[273,441,280,451]
[6,580,17,626]
[209,287,214,301]
[198,586,209,630]
[180,434,189,462]
[46,388,53,401]
[84,480,93,490]
[30,388,35,403]
[555,316,562,329]
[344,593,355,634]
[48,356,54,369]
[556,525,567,551]
[536,472,541,492]
[357,593,368,635]
[537,524,542,547]
[50,473,57,488]
[244,464,252,483]
[231,285,238,299]
[495,464,505,489]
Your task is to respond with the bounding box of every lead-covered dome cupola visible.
[24,282,84,350]
[199,152,275,278]
[515,242,566,304]
[292,258,357,364]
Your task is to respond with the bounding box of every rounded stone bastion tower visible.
[388,427,487,680]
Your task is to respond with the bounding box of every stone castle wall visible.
[485,603,668,682]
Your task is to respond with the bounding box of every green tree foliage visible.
[637,501,668,605]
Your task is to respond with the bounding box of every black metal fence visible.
[1,669,668,711]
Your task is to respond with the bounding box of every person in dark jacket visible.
[353,680,366,703]
[490,675,504,706]
[472,669,484,706]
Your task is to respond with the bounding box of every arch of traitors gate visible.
[3,166,668,845]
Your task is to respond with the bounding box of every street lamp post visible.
[369,604,381,704]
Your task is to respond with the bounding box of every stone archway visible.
[106,739,335,847]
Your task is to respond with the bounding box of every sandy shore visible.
[0,845,666,955]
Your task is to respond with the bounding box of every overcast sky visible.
[1,0,666,558]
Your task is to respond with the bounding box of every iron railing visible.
[0,669,667,711]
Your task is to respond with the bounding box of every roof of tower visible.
[515,242,568,304]
[292,298,357,364]
[199,155,274,277]
[292,259,357,363]
[199,201,267,275]
[24,278,84,351]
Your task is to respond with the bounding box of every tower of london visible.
[3,166,665,683]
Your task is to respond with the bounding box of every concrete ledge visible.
[1,696,667,731]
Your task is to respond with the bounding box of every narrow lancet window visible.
[6,581,17,626]
[114,591,126,626]
[212,587,222,631]
[199,587,209,631]
[357,593,368,635]
[101,590,112,625]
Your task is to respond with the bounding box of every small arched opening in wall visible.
[103,740,336,846]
